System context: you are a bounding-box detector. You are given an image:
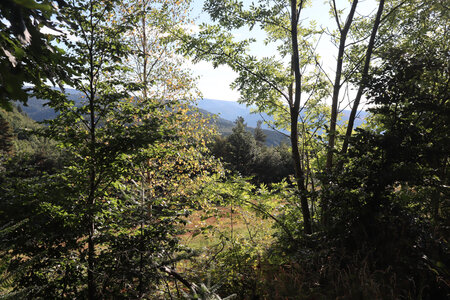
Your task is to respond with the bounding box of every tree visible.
[0,0,70,110]
[317,1,449,294]
[367,0,449,223]
[252,142,294,185]
[367,48,449,219]
[224,117,258,176]
[180,0,411,234]
[335,0,449,175]
[58,2,140,297]
[0,109,78,298]
[326,0,385,171]
[180,0,328,233]
[0,0,220,297]
[319,43,449,298]
[254,120,266,146]
[78,0,220,297]
[1,0,223,296]
[0,0,168,297]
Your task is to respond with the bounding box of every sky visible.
[187,0,378,103]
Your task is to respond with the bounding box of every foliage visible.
[0,108,79,298]
[182,281,237,300]
[1,0,449,298]
[318,39,450,299]
[220,117,257,176]
[0,0,70,110]
[94,1,223,296]
[253,120,266,146]
[0,0,219,298]
[210,117,295,185]
[181,175,273,299]
[180,0,394,234]
[0,106,60,158]
[0,163,86,298]
[0,114,13,154]
[251,143,294,185]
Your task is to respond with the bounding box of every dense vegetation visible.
[15,95,290,146]
[1,0,448,299]
[210,117,294,185]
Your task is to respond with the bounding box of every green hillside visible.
[18,96,289,146]
[198,108,288,146]
[0,106,53,155]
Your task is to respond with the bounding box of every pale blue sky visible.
[188,0,378,103]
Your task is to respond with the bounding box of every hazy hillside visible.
[18,90,82,122]
[197,99,273,129]
[197,98,368,128]
[198,108,288,146]
[18,94,368,147]
[18,92,289,146]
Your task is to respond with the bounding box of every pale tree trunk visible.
[141,0,148,100]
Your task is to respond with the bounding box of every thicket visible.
[210,117,294,185]
[1,0,449,299]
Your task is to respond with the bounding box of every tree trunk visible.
[87,90,97,300]
[340,0,385,158]
[87,212,96,300]
[290,107,312,234]
[88,3,97,295]
[87,108,96,299]
[326,0,359,171]
[290,0,312,234]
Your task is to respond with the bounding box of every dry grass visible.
[180,205,275,250]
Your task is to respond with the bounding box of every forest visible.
[0,0,448,299]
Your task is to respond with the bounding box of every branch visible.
[159,266,192,290]
[183,36,290,102]
[243,199,295,243]
[332,0,342,33]
[257,112,291,139]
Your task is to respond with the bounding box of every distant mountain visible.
[197,98,368,129]
[197,99,273,129]
[17,92,288,146]
[19,89,82,122]
[18,94,367,147]
[198,108,288,146]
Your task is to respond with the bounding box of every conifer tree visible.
[254,120,266,146]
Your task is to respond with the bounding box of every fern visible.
[182,282,237,300]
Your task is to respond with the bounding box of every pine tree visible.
[253,120,267,146]
[224,117,258,176]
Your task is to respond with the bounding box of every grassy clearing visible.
[180,206,275,250]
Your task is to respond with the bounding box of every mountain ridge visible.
[17,92,289,146]
[197,98,368,129]
[17,92,367,147]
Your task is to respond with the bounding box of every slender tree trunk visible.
[141,1,148,100]
[340,0,385,158]
[87,211,95,300]
[138,176,145,298]
[138,4,149,296]
[88,2,96,297]
[88,94,96,300]
[326,0,359,171]
[290,108,312,234]
[290,0,312,234]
